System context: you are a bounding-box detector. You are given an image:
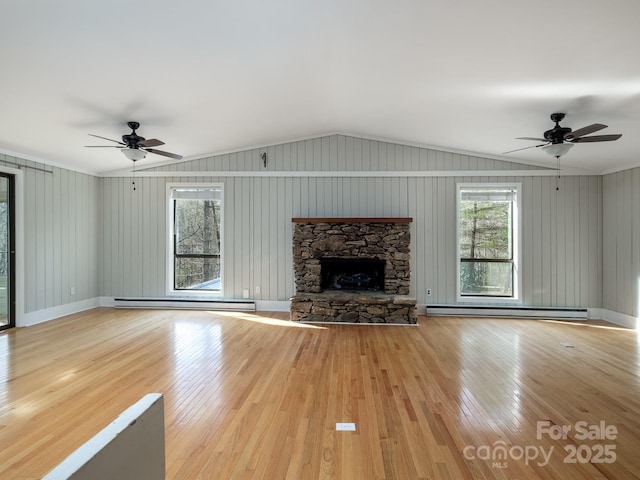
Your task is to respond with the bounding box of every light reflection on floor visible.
[212,311,327,329]
[171,319,224,407]
[460,330,522,430]
[168,311,324,410]
[540,319,638,332]
[172,320,224,361]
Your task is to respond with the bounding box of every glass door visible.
[0,174,14,330]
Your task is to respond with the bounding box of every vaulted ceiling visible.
[1,0,639,175]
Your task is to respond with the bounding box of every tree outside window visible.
[170,186,222,293]
[457,186,519,298]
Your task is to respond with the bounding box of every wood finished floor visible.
[0,308,639,479]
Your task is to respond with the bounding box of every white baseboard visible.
[587,308,603,320]
[99,296,116,307]
[19,297,102,327]
[600,309,639,330]
[255,300,290,312]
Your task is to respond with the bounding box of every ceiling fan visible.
[504,112,622,157]
[85,121,183,161]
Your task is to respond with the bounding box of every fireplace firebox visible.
[320,258,385,292]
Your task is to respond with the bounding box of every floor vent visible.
[114,298,256,311]
[426,305,587,320]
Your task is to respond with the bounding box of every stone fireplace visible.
[290,218,417,324]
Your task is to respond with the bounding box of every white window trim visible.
[166,183,224,298]
[456,182,522,304]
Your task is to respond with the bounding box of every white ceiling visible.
[1,0,639,175]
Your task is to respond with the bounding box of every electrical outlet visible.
[336,422,356,431]
[426,288,432,296]
[70,287,76,295]
[242,289,250,299]
[255,286,261,295]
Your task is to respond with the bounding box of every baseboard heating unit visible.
[426,305,587,320]
[114,298,256,311]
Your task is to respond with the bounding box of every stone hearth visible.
[291,291,416,324]
[291,218,417,324]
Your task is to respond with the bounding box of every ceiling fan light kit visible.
[122,147,147,161]
[542,143,573,158]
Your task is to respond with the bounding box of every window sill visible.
[167,290,224,298]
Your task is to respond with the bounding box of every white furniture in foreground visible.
[42,393,165,480]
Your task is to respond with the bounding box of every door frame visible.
[0,165,23,329]
[0,172,15,330]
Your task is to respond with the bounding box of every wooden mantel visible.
[292,217,412,223]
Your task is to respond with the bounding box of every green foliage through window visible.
[458,187,516,297]
[171,187,222,292]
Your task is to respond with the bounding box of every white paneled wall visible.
[100,135,601,308]
[1,155,100,315]
[603,168,640,317]
[147,136,544,174]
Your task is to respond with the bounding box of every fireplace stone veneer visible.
[291,218,416,324]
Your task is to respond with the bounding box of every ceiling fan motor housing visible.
[544,113,571,143]
[122,133,145,148]
[122,121,144,148]
[544,126,572,143]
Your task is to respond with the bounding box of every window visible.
[456,184,521,301]
[168,185,223,295]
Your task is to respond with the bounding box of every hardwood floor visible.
[1,309,639,479]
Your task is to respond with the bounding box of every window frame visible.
[456,182,522,303]
[167,183,224,297]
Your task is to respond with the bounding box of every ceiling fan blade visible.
[144,148,183,160]
[138,138,164,148]
[570,134,622,143]
[565,123,607,140]
[503,143,548,154]
[515,137,548,142]
[88,133,126,145]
